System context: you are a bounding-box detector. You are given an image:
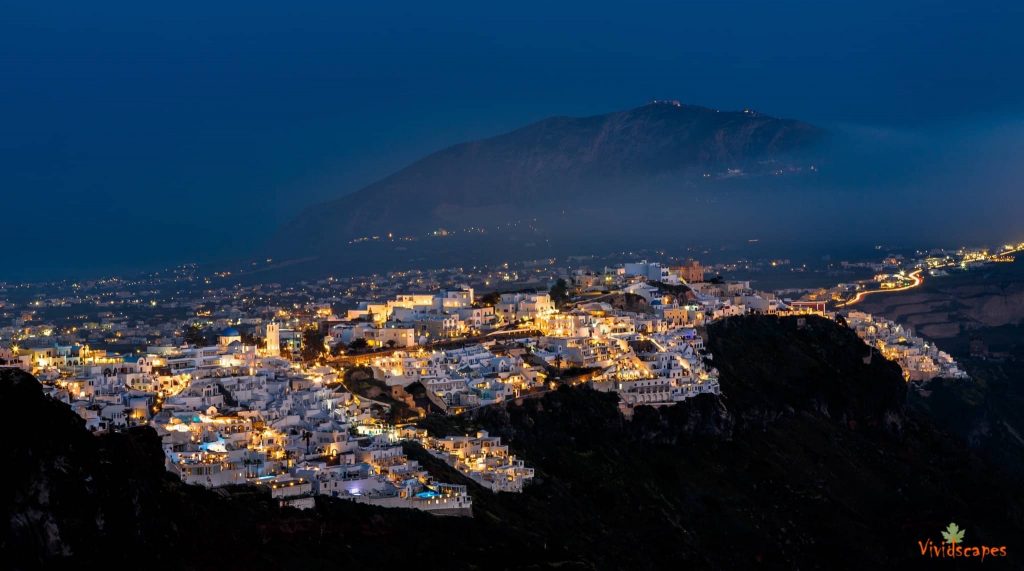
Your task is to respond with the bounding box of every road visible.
[839,245,1024,308]
[838,268,924,307]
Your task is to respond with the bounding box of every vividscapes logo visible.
[917,522,1008,561]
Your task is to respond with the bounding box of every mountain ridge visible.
[277,102,824,258]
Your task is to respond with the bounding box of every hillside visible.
[859,258,1024,340]
[4,315,1023,569]
[855,259,1024,480]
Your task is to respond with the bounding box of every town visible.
[3,243,1014,515]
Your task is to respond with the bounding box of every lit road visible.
[838,268,924,307]
[840,244,1023,308]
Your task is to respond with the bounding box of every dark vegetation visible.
[910,350,1024,479]
[345,337,370,353]
[549,278,570,307]
[240,331,264,349]
[4,315,1023,569]
[182,324,207,346]
[300,327,326,362]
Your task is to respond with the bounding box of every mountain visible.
[273,102,823,269]
[5,315,1021,569]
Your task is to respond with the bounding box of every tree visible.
[183,325,206,346]
[300,327,326,362]
[549,278,570,307]
[348,338,370,352]
[240,331,265,349]
[385,339,397,349]
[475,292,501,307]
[301,430,313,455]
[244,455,264,478]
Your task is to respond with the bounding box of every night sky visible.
[4,1,1024,279]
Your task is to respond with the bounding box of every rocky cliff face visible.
[0,368,548,570]
[707,314,907,433]
[4,315,1023,569]
[425,316,1023,568]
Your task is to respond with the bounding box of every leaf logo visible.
[941,522,965,545]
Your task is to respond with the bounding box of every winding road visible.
[838,268,924,307]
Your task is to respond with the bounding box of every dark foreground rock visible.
[3,315,1022,569]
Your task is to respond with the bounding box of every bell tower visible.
[265,322,280,357]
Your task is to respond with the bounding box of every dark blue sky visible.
[4,1,1023,279]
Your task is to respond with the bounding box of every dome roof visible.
[220,327,240,337]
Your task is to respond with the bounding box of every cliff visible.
[3,316,1022,569]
